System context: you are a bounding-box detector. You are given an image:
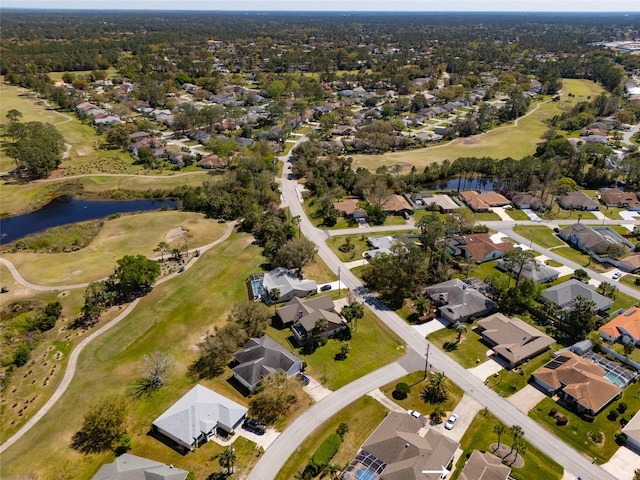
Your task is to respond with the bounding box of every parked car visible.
[0,287,8,294]
[612,271,621,280]
[444,413,458,430]
[320,284,332,291]
[407,409,421,418]
[297,373,310,385]
[243,418,267,435]
[178,266,185,273]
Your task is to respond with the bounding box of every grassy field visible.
[45,68,119,82]
[350,79,604,171]
[275,396,388,480]
[512,225,564,249]
[0,232,285,479]
[267,306,405,390]
[427,322,490,369]
[530,385,640,463]
[380,370,464,418]
[4,211,228,285]
[450,410,563,480]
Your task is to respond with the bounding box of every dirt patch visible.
[461,136,480,145]
[165,226,186,243]
[490,444,525,468]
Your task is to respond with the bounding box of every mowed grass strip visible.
[427,322,490,369]
[0,232,269,479]
[267,307,405,390]
[512,225,564,249]
[275,396,388,480]
[5,211,228,285]
[451,410,563,480]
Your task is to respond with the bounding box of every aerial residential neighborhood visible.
[1,6,640,480]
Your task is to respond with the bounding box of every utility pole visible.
[338,266,341,294]
[424,344,430,379]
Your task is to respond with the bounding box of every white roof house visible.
[93,454,188,480]
[152,384,247,450]
[262,267,317,303]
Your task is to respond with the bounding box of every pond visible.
[0,195,177,244]
[427,176,497,191]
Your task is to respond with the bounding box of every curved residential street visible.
[247,155,628,480]
[0,222,235,453]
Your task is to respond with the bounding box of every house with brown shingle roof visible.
[332,198,366,219]
[511,192,547,211]
[532,351,622,415]
[381,194,413,216]
[276,296,346,345]
[618,254,640,273]
[197,154,227,169]
[449,233,514,263]
[341,412,459,480]
[458,450,511,480]
[558,191,600,211]
[558,223,632,256]
[459,191,510,212]
[599,307,640,346]
[477,313,555,368]
[599,188,640,211]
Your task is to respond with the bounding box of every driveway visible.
[412,318,448,338]
[492,207,513,222]
[467,356,503,381]
[601,445,639,480]
[367,388,405,413]
[507,385,546,414]
[303,375,333,402]
[535,254,575,277]
[236,426,280,450]
[426,394,483,442]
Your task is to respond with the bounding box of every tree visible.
[512,438,526,463]
[493,424,506,450]
[394,382,411,400]
[249,370,300,423]
[422,371,449,403]
[269,288,281,303]
[109,255,160,300]
[429,406,446,424]
[624,343,635,357]
[6,109,23,123]
[336,423,349,439]
[105,124,131,150]
[414,295,431,318]
[563,295,597,339]
[274,237,317,278]
[130,351,173,399]
[5,121,65,177]
[230,301,271,338]
[336,341,351,360]
[341,301,364,331]
[502,249,538,288]
[573,269,590,282]
[218,447,236,474]
[453,321,467,343]
[509,425,524,453]
[72,395,127,453]
[154,241,170,262]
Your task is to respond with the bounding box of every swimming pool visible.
[604,371,627,388]
[356,468,376,480]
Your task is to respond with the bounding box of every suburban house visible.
[332,198,366,219]
[599,188,640,210]
[197,154,227,169]
[152,384,248,450]
[558,191,600,211]
[340,412,459,480]
[511,192,547,211]
[92,454,188,480]
[532,351,622,415]
[232,336,303,392]
[599,307,640,346]
[409,192,461,213]
[381,194,413,216]
[248,267,318,304]
[449,233,514,263]
[496,258,559,283]
[275,296,346,345]
[425,279,496,323]
[458,450,511,480]
[458,191,510,212]
[622,411,640,451]
[364,235,399,258]
[558,223,632,256]
[618,254,640,273]
[540,279,612,313]
[476,313,555,368]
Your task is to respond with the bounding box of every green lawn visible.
[275,396,388,480]
[267,307,405,390]
[506,209,530,221]
[380,370,464,417]
[461,259,508,285]
[0,232,278,479]
[451,410,563,480]
[529,385,640,463]
[619,274,640,292]
[486,350,557,397]
[512,225,564,249]
[608,291,640,313]
[427,322,490,369]
[541,205,597,221]
[326,230,418,263]
[474,211,501,221]
[553,246,593,268]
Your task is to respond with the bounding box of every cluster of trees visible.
[78,255,160,327]
[1,110,65,178]
[300,424,348,480]
[248,370,304,424]
[72,395,128,454]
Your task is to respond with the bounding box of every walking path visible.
[0,223,235,452]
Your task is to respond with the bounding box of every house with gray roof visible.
[458,450,511,480]
[341,412,459,480]
[276,295,346,345]
[476,313,554,368]
[540,279,612,313]
[425,279,496,323]
[559,223,632,256]
[232,336,303,392]
[152,384,247,450]
[92,454,188,480]
[558,191,600,211]
[252,267,317,304]
[496,258,559,283]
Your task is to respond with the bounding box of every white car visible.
[444,413,458,430]
[612,271,622,280]
[407,409,421,418]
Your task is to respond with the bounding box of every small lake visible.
[427,177,497,191]
[0,196,177,244]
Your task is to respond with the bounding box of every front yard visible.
[427,322,490,369]
[486,350,557,397]
[512,225,564,249]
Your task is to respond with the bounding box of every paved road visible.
[0,223,235,453]
[247,164,623,480]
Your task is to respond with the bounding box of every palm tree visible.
[154,241,169,262]
[314,318,329,335]
[512,438,527,463]
[493,424,506,451]
[423,371,449,403]
[453,321,467,343]
[218,447,236,474]
[414,295,431,317]
[430,406,446,424]
[509,425,524,453]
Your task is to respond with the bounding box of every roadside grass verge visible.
[529,386,640,464]
[427,322,489,369]
[486,350,556,397]
[450,410,563,480]
[619,274,640,292]
[275,396,388,480]
[380,370,464,417]
[512,225,564,249]
[4,212,228,285]
[267,307,405,390]
[505,209,530,221]
[0,232,273,479]
[541,205,597,221]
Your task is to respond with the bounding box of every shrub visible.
[311,433,342,468]
[336,423,349,440]
[617,402,628,414]
[14,344,31,367]
[615,432,628,445]
[549,408,557,417]
[393,382,411,400]
[556,415,568,425]
[588,431,603,443]
[608,409,619,421]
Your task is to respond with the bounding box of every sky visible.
[1,0,639,11]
